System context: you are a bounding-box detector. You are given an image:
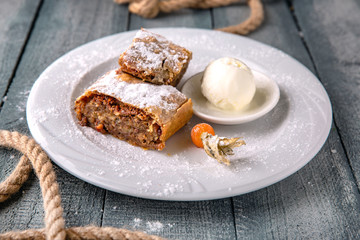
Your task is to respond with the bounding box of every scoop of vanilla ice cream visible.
[201,57,256,110]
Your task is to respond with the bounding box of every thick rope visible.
[0,131,164,240]
[0,227,164,240]
[0,130,66,240]
[0,155,31,202]
[217,0,264,35]
[114,0,264,35]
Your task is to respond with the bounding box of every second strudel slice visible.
[118,28,192,86]
[74,70,193,150]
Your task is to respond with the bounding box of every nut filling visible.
[75,94,163,150]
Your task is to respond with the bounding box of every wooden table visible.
[1,0,359,239]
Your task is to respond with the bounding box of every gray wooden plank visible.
[0,0,42,231]
[0,0,129,232]
[100,8,236,240]
[0,0,41,107]
[103,195,236,239]
[129,8,212,30]
[293,0,360,186]
[214,0,360,238]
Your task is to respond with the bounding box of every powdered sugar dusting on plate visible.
[27,28,332,200]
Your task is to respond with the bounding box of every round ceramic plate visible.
[182,70,280,125]
[27,28,332,201]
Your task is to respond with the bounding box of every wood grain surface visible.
[0,0,41,106]
[1,0,359,239]
[293,0,360,188]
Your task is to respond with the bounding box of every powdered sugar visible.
[146,221,164,232]
[131,218,174,233]
[135,29,167,42]
[16,89,30,113]
[88,70,187,122]
[122,29,190,77]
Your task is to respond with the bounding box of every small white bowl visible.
[181,70,280,125]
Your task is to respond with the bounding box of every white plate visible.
[182,70,280,125]
[27,28,332,201]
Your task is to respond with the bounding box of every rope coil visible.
[0,130,163,240]
[114,0,264,35]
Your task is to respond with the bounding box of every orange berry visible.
[191,123,215,148]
